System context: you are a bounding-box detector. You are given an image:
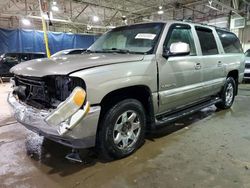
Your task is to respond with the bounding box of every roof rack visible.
[175,19,229,31]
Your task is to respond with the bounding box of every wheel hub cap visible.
[113,110,141,149]
[225,83,233,106]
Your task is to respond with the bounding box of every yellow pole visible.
[38,0,51,58]
[41,16,51,58]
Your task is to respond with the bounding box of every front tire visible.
[97,99,146,160]
[215,77,236,109]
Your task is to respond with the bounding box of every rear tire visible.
[97,99,146,160]
[215,77,236,109]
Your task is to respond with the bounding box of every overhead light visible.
[53,1,57,5]
[51,5,59,11]
[158,10,164,15]
[93,16,99,22]
[157,5,164,15]
[22,18,31,26]
[87,24,92,30]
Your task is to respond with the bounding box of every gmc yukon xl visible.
[8,21,245,159]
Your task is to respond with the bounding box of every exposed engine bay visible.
[13,75,86,109]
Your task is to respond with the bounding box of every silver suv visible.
[8,21,245,159]
[244,49,250,80]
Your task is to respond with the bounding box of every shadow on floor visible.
[24,105,221,176]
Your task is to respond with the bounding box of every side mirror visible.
[163,42,190,58]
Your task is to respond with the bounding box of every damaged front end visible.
[8,75,101,149]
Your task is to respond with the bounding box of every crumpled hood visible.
[10,53,144,77]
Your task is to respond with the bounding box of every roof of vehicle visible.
[114,20,229,32]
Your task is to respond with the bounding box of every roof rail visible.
[175,19,229,31]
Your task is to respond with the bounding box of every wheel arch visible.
[227,70,239,95]
[98,85,155,130]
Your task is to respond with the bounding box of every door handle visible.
[217,61,223,67]
[194,63,201,70]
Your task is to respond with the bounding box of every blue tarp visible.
[0,28,97,55]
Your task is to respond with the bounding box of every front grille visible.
[14,75,85,109]
[15,76,51,109]
[244,73,250,77]
[245,63,250,69]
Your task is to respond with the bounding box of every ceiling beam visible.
[78,0,141,16]
[73,4,89,21]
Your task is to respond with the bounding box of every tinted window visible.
[20,54,29,62]
[5,53,19,63]
[195,27,218,55]
[217,30,243,53]
[164,24,196,55]
[246,50,250,57]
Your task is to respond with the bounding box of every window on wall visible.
[216,30,243,53]
[195,27,219,55]
[164,24,196,56]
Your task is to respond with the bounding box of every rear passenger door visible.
[195,26,225,97]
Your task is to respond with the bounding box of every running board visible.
[155,98,222,128]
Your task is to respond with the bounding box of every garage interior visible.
[1,0,250,188]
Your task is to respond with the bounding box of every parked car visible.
[8,21,245,160]
[244,49,250,80]
[0,52,45,77]
[51,48,86,57]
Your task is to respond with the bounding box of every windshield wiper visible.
[102,48,131,54]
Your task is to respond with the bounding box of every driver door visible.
[157,23,204,114]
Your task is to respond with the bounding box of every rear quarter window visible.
[216,30,243,53]
[246,50,250,57]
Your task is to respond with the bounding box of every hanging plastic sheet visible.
[0,28,97,55]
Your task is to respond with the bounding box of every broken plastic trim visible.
[45,87,90,135]
[58,101,90,135]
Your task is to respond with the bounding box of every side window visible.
[4,54,19,63]
[164,25,196,56]
[20,54,29,62]
[216,30,243,53]
[246,50,250,57]
[195,27,218,55]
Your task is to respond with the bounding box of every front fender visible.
[69,57,157,105]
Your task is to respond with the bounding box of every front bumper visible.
[7,92,101,149]
[244,68,250,80]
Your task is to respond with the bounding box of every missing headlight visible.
[14,75,86,109]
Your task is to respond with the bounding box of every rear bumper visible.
[7,92,101,149]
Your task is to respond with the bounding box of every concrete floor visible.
[1,83,250,188]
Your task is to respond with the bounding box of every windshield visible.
[245,50,250,57]
[88,23,164,54]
